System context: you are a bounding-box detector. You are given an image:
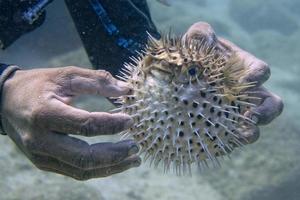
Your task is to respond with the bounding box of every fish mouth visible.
[147,68,174,85]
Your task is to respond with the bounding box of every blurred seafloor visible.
[0,0,300,199]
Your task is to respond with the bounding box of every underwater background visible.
[0,0,300,199]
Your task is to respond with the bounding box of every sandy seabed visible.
[0,0,300,199]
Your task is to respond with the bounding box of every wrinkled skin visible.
[184,22,284,143]
[1,67,141,180]
[0,22,283,180]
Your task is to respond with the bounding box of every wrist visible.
[0,64,21,135]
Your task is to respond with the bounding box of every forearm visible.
[65,0,159,74]
[0,63,20,135]
[0,66,139,180]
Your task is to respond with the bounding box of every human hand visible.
[0,66,141,180]
[183,22,283,144]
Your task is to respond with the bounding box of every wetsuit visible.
[0,0,159,74]
[0,0,159,135]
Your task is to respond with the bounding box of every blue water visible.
[0,0,299,199]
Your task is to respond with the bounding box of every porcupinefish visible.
[113,28,258,175]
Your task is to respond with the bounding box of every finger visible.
[183,22,218,47]
[32,154,141,180]
[40,99,133,136]
[58,66,131,97]
[183,23,271,86]
[244,87,284,125]
[218,38,271,86]
[28,133,140,170]
[238,124,260,144]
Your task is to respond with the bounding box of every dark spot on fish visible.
[183,99,189,105]
[224,109,230,118]
[197,114,203,120]
[218,99,222,105]
[231,101,236,106]
[192,102,198,108]
[200,91,206,98]
[189,113,194,118]
[205,121,212,127]
[213,96,218,102]
[179,131,184,137]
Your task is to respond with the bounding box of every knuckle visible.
[189,22,212,34]
[187,22,216,42]
[97,70,113,83]
[80,115,96,136]
[64,66,81,74]
[259,62,271,80]
[247,126,260,144]
[29,106,47,125]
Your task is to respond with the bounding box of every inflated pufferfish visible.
[113,28,258,175]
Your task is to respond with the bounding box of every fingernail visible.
[239,125,260,144]
[244,111,259,124]
[116,81,132,94]
[124,117,134,129]
[251,115,259,124]
[128,144,139,156]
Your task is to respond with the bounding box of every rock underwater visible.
[112,23,260,175]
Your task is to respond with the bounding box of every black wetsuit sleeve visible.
[0,0,46,49]
[0,63,9,73]
[0,63,9,135]
[65,0,159,75]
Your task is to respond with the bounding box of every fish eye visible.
[188,65,198,76]
[187,64,199,77]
